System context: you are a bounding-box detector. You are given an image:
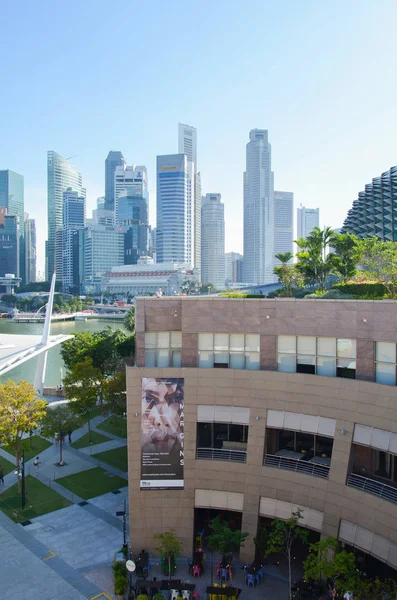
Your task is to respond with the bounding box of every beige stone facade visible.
[127,297,397,568]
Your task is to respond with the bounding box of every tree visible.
[0,380,47,488]
[331,232,362,283]
[295,226,335,291]
[200,282,215,294]
[124,306,135,333]
[101,371,126,423]
[208,516,249,556]
[275,251,293,265]
[273,264,304,297]
[154,529,183,580]
[180,280,200,295]
[254,522,271,560]
[360,237,397,298]
[63,357,102,443]
[41,405,81,465]
[265,509,309,600]
[303,536,357,595]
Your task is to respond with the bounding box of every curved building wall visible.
[127,297,397,567]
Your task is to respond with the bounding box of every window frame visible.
[144,331,182,367]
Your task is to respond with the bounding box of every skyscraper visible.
[0,209,19,278]
[114,165,147,222]
[46,151,85,279]
[225,252,243,285]
[156,154,190,264]
[62,189,85,292]
[0,170,24,282]
[82,224,124,293]
[105,151,125,212]
[201,194,225,289]
[243,129,274,284]
[24,214,37,283]
[117,169,149,265]
[274,191,294,265]
[297,205,320,239]
[178,123,201,276]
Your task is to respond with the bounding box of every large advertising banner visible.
[140,377,184,490]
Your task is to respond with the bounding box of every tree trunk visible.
[287,547,292,600]
[87,416,91,443]
[15,445,21,493]
[59,437,63,465]
[168,555,171,581]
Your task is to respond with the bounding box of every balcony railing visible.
[347,473,397,505]
[264,453,330,479]
[196,447,247,463]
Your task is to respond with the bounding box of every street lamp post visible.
[14,450,25,509]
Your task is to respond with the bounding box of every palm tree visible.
[124,306,135,333]
[275,251,293,265]
[295,226,335,291]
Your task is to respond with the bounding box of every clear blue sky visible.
[1,0,397,273]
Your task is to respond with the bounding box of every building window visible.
[265,428,333,464]
[375,342,397,386]
[144,332,182,367]
[196,422,248,463]
[198,333,260,370]
[277,336,356,379]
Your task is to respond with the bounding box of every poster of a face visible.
[140,377,184,490]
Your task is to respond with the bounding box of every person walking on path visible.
[0,464,4,484]
[68,430,72,444]
[33,456,40,475]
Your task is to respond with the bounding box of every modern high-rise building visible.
[297,205,320,240]
[0,209,19,278]
[46,151,85,280]
[117,189,149,265]
[201,194,225,289]
[274,191,294,265]
[62,189,85,292]
[178,123,197,168]
[149,227,156,261]
[97,196,105,210]
[178,123,201,276]
[114,165,147,222]
[0,170,24,282]
[225,252,243,284]
[105,151,125,212]
[156,154,190,264]
[24,214,37,283]
[342,166,397,241]
[82,224,124,293]
[243,129,274,284]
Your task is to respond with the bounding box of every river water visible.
[0,318,125,386]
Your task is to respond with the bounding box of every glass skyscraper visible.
[156,154,190,264]
[62,189,86,292]
[46,151,85,280]
[116,166,149,264]
[105,151,125,212]
[0,210,19,278]
[0,170,24,282]
[24,214,37,283]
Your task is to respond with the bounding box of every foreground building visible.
[127,296,397,573]
[342,165,397,241]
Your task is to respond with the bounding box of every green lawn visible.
[0,455,16,476]
[2,435,52,462]
[71,430,110,449]
[93,446,128,472]
[0,475,71,522]
[56,467,127,500]
[96,416,127,438]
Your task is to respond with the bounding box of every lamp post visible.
[14,450,25,509]
[116,499,127,550]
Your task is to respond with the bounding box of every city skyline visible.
[2,2,397,273]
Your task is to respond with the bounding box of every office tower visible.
[243,129,274,284]
[62,189,85,292]
[105,151,125,212]
[97,196,105,210]
[0,208,19,277]
[297,204,320,239]
[274,191,294,265]
[46,151,85,279]
[342,166,397,240]
[225,252,243,284]
[150,227,156,261]
[82,224,124,293]
[114,165,147,222]
[201,194,225,289]
[0,170,24,282]
[24,214,37,283]
[156,154,190,264]
[117,169,149,264]
[92,206,114,226]
[178,123,197,167]
[178,123,201,276]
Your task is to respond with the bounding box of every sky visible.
[1,0,397,274]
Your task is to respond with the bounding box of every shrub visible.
[304,290,353,299]
[333,282,387,298]
[219,292,264,298]
[115,574,128,595]
[113,560,127,578]
[137,595,149,600]
[153,594,165,600]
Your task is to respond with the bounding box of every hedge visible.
[333,282,387,298]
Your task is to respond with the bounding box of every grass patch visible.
[96,416,127,438]
[2,435,52,462]
[0,475,71,522]
[93,446,128,472]
[0,455,17,476]
[71,430,110,449]
[56,467,127,500]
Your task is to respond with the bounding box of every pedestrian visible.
[68,429,72,444]
[33,456,40,475]
[0,464,4,484]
